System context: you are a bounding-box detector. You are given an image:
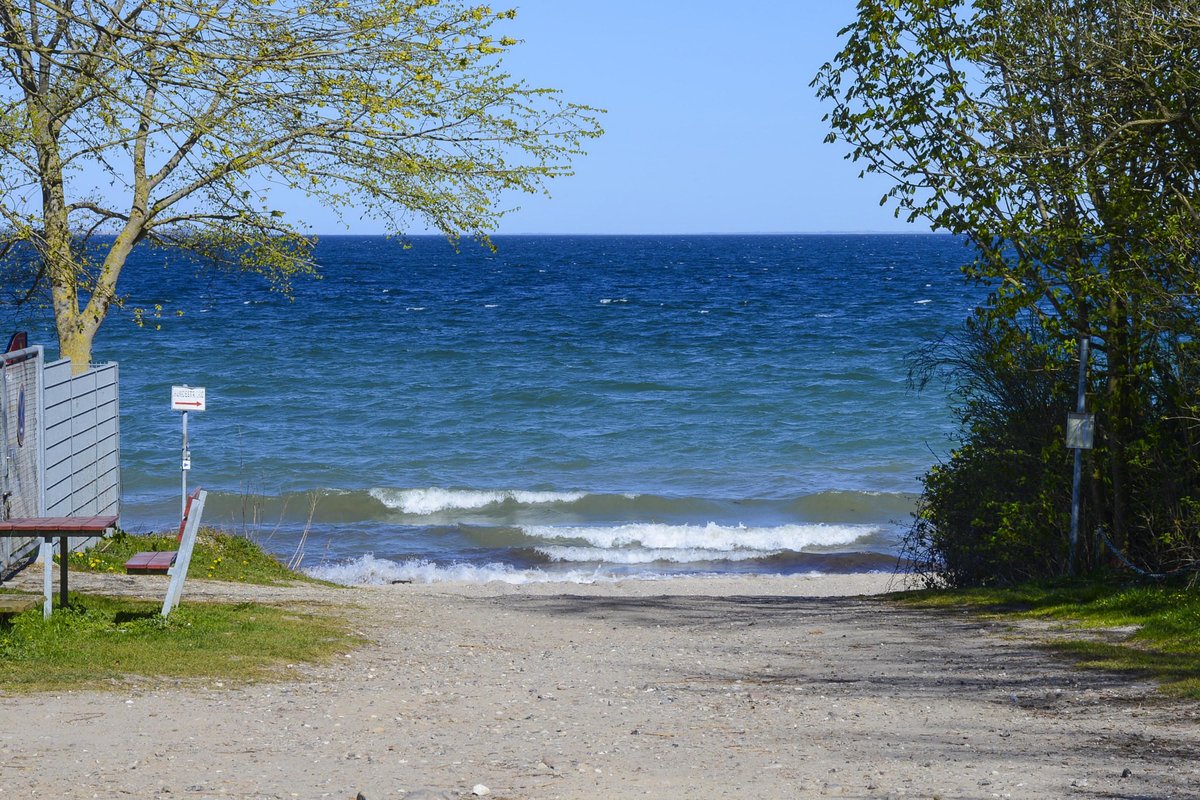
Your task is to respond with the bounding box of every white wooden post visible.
[162,490,206,616]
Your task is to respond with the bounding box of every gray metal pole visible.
[181,409,189,521]
[1069,337,1090,574]
[1,365,8,515]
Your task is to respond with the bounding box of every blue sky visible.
[313,1,919,235]
[484,0,919,235]
[49,1,918,237]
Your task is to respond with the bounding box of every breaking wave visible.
[523,521,871,552]
[306,555,622,586]
[369,487,588,515]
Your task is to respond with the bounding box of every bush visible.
[907,314,1200,587]
[905,320,1083,586]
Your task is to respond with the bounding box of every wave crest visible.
[522,522,874,552]
[369,487,587,515]
[306,554,614,586]
[536,546,777,564]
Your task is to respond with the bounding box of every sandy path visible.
[1,571,1198,799]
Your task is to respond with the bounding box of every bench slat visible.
[0,515,118,533]
[125,551,177,574]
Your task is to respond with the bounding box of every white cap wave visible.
[370,487,586,515]
[306,555,620,586]
[537,546,775,564]
[523,522,872,552]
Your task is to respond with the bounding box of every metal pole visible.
[1,365,8,514]
[181,409,189,521]
[1069,337,1090,574]
[59,535,68,608]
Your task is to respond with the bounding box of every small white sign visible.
[171,385,207,412]
[1066,412,1094,450]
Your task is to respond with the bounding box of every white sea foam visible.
[536,546,775,564]
[599,298,629,305]
[306,554,617,585]
[915,299,933,305]
[370,487,587,515]
[522,522,873,552]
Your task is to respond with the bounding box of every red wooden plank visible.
[0,515,118,533]
[126,565,172,575]
[125,550,177,574]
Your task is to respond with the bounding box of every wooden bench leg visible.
[59,536,68,609]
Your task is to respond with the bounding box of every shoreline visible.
[4,566,908,605]
[370,570,909,597]
[301,549,911,589]
[3,569,1198,799]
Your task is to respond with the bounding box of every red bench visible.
[124,489,202,575]
[124,550,177,574]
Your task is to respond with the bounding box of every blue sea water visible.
[13,234,982,583]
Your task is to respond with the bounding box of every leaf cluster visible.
[819,1,1200,583]
[0,0,602,352]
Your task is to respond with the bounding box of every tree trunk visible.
[33,100,136,375]
[56,326,95,374]
[27,92,96,375]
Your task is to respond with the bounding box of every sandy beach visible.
[2,570,1198,799]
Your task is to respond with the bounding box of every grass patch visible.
[67,527,332,586]
[896,579,1200,698]
[0,593,358,693]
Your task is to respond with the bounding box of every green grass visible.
[66,527,332,585]
[897,580,1200,698]
[0,593,358,693]
[0,528,355,693]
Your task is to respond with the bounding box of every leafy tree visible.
[0,0,601,369]
[815,0,1200,581]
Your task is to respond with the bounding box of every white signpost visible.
[171,386,206,520]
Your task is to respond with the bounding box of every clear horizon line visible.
[306,229,948,237]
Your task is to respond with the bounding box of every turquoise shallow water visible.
[9,234,981,583]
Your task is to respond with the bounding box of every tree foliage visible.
[815,0,1200,584]
[0,0,602,368]
[905,322,1079,585]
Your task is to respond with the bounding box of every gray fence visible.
[43,359,120,518]
[0,347,121,575]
